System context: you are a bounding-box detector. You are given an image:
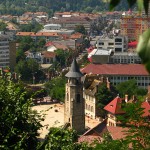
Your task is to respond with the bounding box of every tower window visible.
[76,94,80,103]
[66,93,69,101]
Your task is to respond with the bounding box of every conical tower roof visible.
[65,58,83,78]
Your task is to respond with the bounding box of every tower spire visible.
[65,58,83,78]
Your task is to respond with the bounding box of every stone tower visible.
[64,59,85,133]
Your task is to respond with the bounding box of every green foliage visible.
[96,83,117,108]
[118,102,150,149]
[116,80,147,99]
[16,48,26,63]
[44,77,66,101]
[15,59,45,82]
[96,83,117,117]
[137,29,150,73]
[0,78,43,149]
[0,21,7,31]
[94,132,128,149]
[94,139,128,150]
[0,0,130,16]
[55,49,73,67]
[74,25,87,35]
[19,21,43,32]
[38,127,91,150]
[17,36,34,53]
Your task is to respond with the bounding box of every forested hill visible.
[0,0,130,16]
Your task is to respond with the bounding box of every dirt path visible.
[32,103,100,139]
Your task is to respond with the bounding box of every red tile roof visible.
[16,32,59,37]
[41,51,56,58]
[81,64,149,76]
[107,126,128,140]
[104,96,125,114]
[70,32,83,39]
[78,119,128,143]
[141,101,150,117]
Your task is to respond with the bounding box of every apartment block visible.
[121,8,150,41]
[0,33,16,70]
[96,35,128,52]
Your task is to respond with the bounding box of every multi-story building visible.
[121,7,150,41]
[50,12,99,31]
[81,64,150,89]
[16,32,60,42]
[109,52,141,64]
[96,35,128,52]
[83,74,110,119]
[0,33,16,70]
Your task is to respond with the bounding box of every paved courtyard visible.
[32,103,100,139]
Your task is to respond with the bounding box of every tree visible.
[116,80,147,99]
[74,25,87,35]
[19,21,43,32]
[118,102,150,149]
[38,127,91,150]
[94,134,128,150]
[96,83,117,117]
[0,21,7,31]
[55,49,73,68]
[96,83,117,108]
[44,77,66,101]
[15,59,45,83]
[0,78,43,149]
[16,48,26,63]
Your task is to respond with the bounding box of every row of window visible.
[110,58,141,64]
[108,121,115,127]
[110,76,150,81]
[113,81,150,87]
[0,43,9,46]
[0,59,9,62]
[85,103,94,112]
[84,94,94,102]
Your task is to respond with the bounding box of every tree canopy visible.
[0,78,43,149]
[116,80,147,99]
[44,76,66,101]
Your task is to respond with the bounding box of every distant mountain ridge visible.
[0,0,129,16]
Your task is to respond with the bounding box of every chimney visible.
[101,76,104,82]
[125,94,128,103]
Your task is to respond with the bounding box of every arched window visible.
[85,103,87,109]
[88,105,90,111]
[91,106,93,112]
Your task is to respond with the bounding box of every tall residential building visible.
[64,59,85,133]
[121,9,150,41]
[0,32,16,70]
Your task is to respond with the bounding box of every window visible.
[76,94,80,103]
[115,38,122,42]
[108,43,114,45]
[99,42,104,45]
[91,106,94,112]
[115,43,122,45]
[115,48,122,52]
